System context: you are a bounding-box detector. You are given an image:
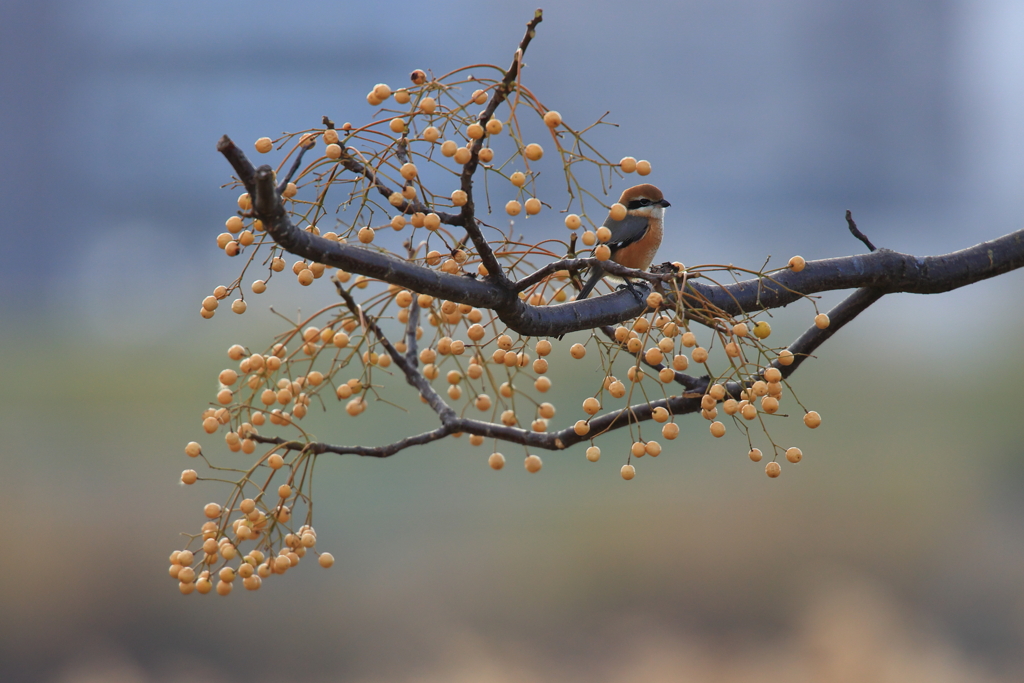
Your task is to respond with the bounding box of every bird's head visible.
[618,184,671,218]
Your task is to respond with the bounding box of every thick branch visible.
[221,140,1024,337]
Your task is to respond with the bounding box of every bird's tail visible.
[575,266,604,301]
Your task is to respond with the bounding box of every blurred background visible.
[2,0,1024,681]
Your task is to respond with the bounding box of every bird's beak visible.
[660,199,671,208]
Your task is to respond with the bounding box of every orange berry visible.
[564,214,582,230]
[485,118,503,135]
[318,552,335,568]
[525,198,541,215]
[594,244,612,261]
[570,343,586,359]
[621,464,636,480]
[788,255,806,272]
[778,349,795,366]
[619,157,637,173]
[524,143,543,161]
[710,421,726,438]
[323,128,339,144]
[635,160,651,176]
[803,411,821,428]
[505,200,522,216]
[645,441,662,457]
[814,313,830,329]
[761,396,779,414]
[580,230,597,246]
[582,397,601,415]
[786,447,803,463]
[372,83,391,100]
[524,455,543,473]
[389,117,406,134]
[575,420,591,436]
[692,347,708,363]
[488,453,506,470]
[748,448,763,462]
[766,462,781,478]
[478,148,494,163]
[609,203,627,221]
[543,111,562,127]
[399,162,418,180]
[255,137,273,153]
[203,503,221,519]
[440,140,458,157]
[454,146,471,164]
[466,123,484,139]
[662,423,680,440]
[325,143,342,159]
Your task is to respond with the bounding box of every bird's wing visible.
[602,214,650,251]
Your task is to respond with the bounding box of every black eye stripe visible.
[627,198,652,210]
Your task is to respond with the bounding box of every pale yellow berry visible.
[569,343,586,359]
[373,83,391,100]
[814,313,830,329]
[786,447,803,463]
[788,255,806,272]
[319,552,335,568]
[710,421,726,438]
[471,89,488,105]
[203,502,221,519]
[450,189,468,206]
[766,462,781,478]
[255,137,273,153]
[297,269,314,286]
[524,454,543,473]
[454,146,472,164]
[389,117,406,133]
[645,441,661,457]
[478,148,494,163]
[488,452,506,470]
[621,464,636,480]
[741,403,757,420]
[582,397,601,415]
[635,160,651,176]
[323,128,339,144]
[580,230,597,246]
[672,354,689,371]
[422,126,440,143]
[575,420,591,436]
[536,109,560,127]
[395,88,410,104]
[399,162,418,180]
[562,214,582,231]
[778,349,795,366]
[609,203,627,221]
[753,321,771,339]
[423,212,441,230]
[594,244,612,261]
[325,143,342,159]
[662,423,680,440]
[486,118,503,135]
[524,143,543,161]
[505,200,522,216]
[619,157,637,173]
[746,448,764,463]
[803,411,821,429]
[440,140,458,157]
[419,97,437,114]
[467,123,484,139]
[596,226,612,243]
[692,347,708,363]
[525,198,541,215]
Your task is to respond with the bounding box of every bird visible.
[576,183,670,301]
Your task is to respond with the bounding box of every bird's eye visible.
[639,198,651,206]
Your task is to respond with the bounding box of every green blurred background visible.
[2,1,1024,681]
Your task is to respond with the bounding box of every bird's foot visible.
[616,279,649,303]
